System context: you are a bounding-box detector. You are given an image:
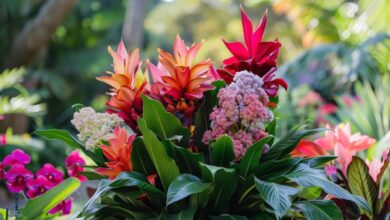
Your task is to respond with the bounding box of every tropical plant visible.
[30,8,376,219]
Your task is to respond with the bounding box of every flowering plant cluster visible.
[0,149,86,218]
[8,6,387,220]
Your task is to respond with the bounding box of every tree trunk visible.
[4,0,78,68]
[122,0,146,50]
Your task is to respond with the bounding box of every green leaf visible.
[164,141,204,175]
[298,186,323,200]
[210,214,248,220]
[239,136,273,177]
[0,208,6,220]
[162,206,197,220]
[167,174,212,206]
[71,103,85,112]
[254,158,302,181]
[19,178,80,220]
[142,95,190,146]
[193,80,226,151]
[34,129,105,166]
[138,118,180,191]
[131,137,156,175]
[347,156,378,211]
[79,171,105,180]
[284,163,370,212]
[110,172,165,197]
[295,200,342,220]
[200,163,239,212]
[211,135,235,166]
[254,177,299,218]
[263,128,325,160]
[303,156,337,168]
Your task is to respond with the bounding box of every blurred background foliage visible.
[0,0,389,166]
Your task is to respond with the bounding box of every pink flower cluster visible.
[0,149,86,216]
[203,71,273,159]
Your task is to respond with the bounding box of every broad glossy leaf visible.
[19,178,80,220]
[164,141,204,175]
[284,163,370,212]
[131,137,155,174]
[211,135,235,166]
[254,177,299,218]
[262,128,325,160]
[254,158,302,181]
[200,163,239,212]
[110,172,165,197]
[138,118,180,191]
[303,156,337,168]
[163,206,197,220]
[239,136,273,177]
[142,95,190,146]
[210,214,248,220]
[34,129,105,165]
[347,156,378,211]
[167,174,212,205]
[79,171,105,180]
[295,200,342,220]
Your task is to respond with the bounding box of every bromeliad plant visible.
[32,7,386,220]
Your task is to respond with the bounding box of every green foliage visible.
[18,178,80,220]
[295,200,342,220]
[211,135,235,167]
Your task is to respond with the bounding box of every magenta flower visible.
[5,164,34,193]
[26,175,54,198]
[36,163,64,185]
[0,162,6,179]
[0,134,6,145]
[65,151,87,182]
[49,198,72,216]
[3,149,31,166]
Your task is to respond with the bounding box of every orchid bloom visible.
[65,151,87,182]
[26,175,54,198]
[97,40,148,130]
[5,164,34,193]
[2,149,31,166]
[217,7,287,97]
[49,198,72,215]
[0,162,6,179]
[37,163,64,185]
[149,35,216,124]
[96,126,135,179]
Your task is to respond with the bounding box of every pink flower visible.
[49,198,72,216]
[5,164,34,193]
[36,163,64,185]
[298,91,322,107]
[2,149,31,166]
[0,134,6,145]
[325,165,338,179]
[26,175,54,198]
[0,162,6,179]
[65,151,87,182]
[366,158,382,182]
[315,123,376,174]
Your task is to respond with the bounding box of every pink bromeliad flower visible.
[26,175,54,198]
[49,198,72,215]
[36,163,64,185]
[293,123,376,174]
[5,164,34,193]
[217,7,287,97]
[2,149,31,166]
[65,151,87,182]
[0,134,6,145]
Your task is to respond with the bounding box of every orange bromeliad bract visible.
[95,126,134,180]
[148,35,218,125]
[97,40,148,131]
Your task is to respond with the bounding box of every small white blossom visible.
[71,107,123,150]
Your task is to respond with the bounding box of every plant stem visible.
[15,193,19,217]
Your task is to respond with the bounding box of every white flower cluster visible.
[71,107,123,150]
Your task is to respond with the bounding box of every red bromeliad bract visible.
[217,7,287,97]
